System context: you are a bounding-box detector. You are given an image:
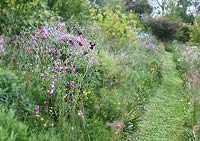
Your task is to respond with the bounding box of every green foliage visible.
[90,7,141,50]
[49,0,88,20]
[0,108,29,141]
[174,52,188,77]
[1,22,111,140]
[164,14,190,43]
[85,44,163,140]
[0,0,56,34]
[170,0,194,23]
[126,0,153,14]
[190,13,200,45]
[144,17,181,41]
[164,42,175,52]
[175,24,190,43]
[105,0,126,10]
[0,68,18,106]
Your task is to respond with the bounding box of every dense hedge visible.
[144,18,180,41]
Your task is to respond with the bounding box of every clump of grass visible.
[0,107,29,141]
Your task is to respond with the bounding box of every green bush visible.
[175,24,190,43]
[144,17,181,41]
[90,7,141,50]
[164,42,175,52]
[0,0,58,35]
[126,0,153,14]
[0,68,18,106]
[49,0,88,20]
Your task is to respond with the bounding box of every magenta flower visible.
[58,33,74,42]
[70,63,75,73]
[34,105,40,116]
[69,81,75,89]
[57,22,63,29]
[43,33,49,40]
[51,47,56,53]
[45,45,50,53]
[35,27,44,35]
[32,35,36,40]
[72,44,77,48]
[48,89,54,95]
[48,81,55,96]
[76,37,87,46]
[50,81,55,89]
[55,59,61,71]
[57,51,62,57]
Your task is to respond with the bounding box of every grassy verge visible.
[133,52,188,140]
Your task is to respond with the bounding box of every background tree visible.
[154,0,169,16]
[175,0,194,23]
[89,0,106,6]
[191,0,200,16]
[126,0,153,14]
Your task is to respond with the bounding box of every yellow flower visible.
[63,95,67,99]
[83,91,90,96]
[49,107,53,113]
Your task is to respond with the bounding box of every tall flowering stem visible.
[8,22,97,120]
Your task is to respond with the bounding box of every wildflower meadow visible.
[1,0,200,140]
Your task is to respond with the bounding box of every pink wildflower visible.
[34,105,40,116]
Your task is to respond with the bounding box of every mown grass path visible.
[134,52,186,141]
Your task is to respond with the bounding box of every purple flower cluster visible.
[48,81,55,96]
[15,22,97,117]
[140,38,156,49]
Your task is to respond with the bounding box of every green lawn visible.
[133,52,187,141]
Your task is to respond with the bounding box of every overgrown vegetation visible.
[0,0,200,140]
[190,13,200,45]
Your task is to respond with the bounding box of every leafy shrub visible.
[164,42,175,52]
[49,0,88,20]
[90,7,141,50]
[144,17,181,41]
[175,24,190,43]
[0,1,56,34]
[190,13,200,45]
[0,68,18,106]
[126,0,153,14]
